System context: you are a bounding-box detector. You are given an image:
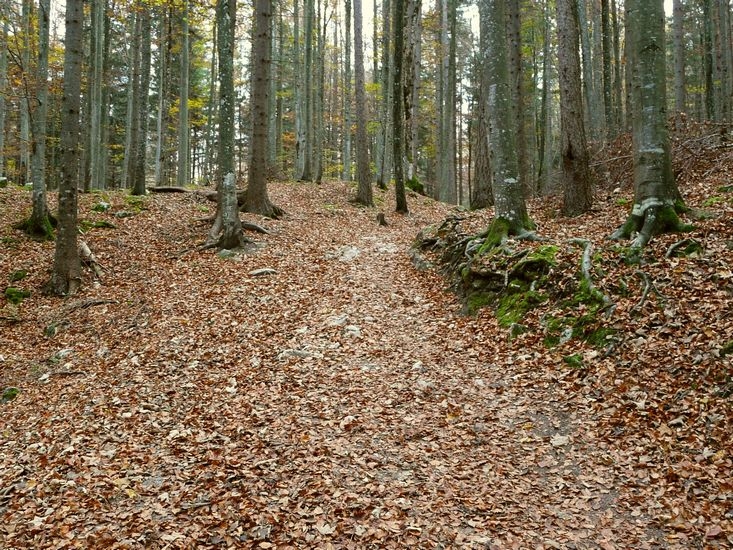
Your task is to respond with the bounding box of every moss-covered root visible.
[610,199,693,250]
[14,215,55,240]
[478,216,536,254]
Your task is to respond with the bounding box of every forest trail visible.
[1,181,731,548]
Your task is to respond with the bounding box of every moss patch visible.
[4,287,31,305]
[80,219,116,231]
[9,270,28,283]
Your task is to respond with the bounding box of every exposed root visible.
[569,238,614,314]
[631,270,665,316]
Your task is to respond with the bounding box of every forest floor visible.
[1,136,732,549]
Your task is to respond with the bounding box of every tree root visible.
[631,270,665,316]
[79,241,104,278]
[610,200,694,253]
[569,238,614,314]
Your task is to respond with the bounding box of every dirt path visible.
[0,182,716,548]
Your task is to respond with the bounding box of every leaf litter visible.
[0,148,731,548]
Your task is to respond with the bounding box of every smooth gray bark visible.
[557,0,592,216]
[612,0,688,250]
[0,19,7,179]
[393,0,408,213]
[51,0,83,295]
[89,0,106,190]
[244,0,281,217]
[342,0,353,181]
[28,0,51,236]
[177,0,190,187]
[353,0,373,206]
[131,7,151,195]
[481,0,531,237]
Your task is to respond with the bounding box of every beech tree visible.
[51,0,83,295]
[611,0,691,251]
[206,0,244,249]
[392,0,408,213]
[243,0,282,217]
[557,0,592,216]
[353,0,373,207]
[480,0,533,245]
[26,0,52,237]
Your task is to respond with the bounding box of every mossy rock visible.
[80,219,116,231]
[4,287,31,305]
[405,176,425,195]
[496,289,547,327]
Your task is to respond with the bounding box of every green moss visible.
[13,215,55,240]
[496,290,547,327]
[702,196,725,207]
[720,340,733,357]
[405,176,425,195]
[563,353,584,369]
[1,387,19,403]
[80,219,116,232]
[718,184,733,193]
[478,218,512,255]
[9,270,27,283]
[615,198,631,207]
[4,287,31,305]
[1,236,19,248]
[91,201,111,212]
[124,194,148,212]
[584,326,617,347]
[465,291,493,315]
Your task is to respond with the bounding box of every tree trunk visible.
[377,0,393,189]
[557,0,593,216]
[353,0,373,206]
[578,0,599,139]
[611,0,689,251]
[89,0,106,190]
[301,0,315,181]
[19,0,31,185]
[471,0,492,209]
[28,0,52,238]
[481,0,532,242]
[177,0,190,187]
[393,0,408,213]
[244,0,282,217]
[342,0,353,181]
[508,0,530,196]
[131,6,151,195]
[0,19,7,180]
[405,0,421,184]
[154,9,170,186]
[122,12,140,189]
[51,0,83,295]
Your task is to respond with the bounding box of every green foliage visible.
[80,219,116,232]
[496,289,547,327]
[702,195,725,207]
[1,387,19,403]
[720,340,733,357]
[4,287,31,305]
[124,194,148,212]
[563,353,584,369]
[92,201,112,212]
[405,176,425,195]
[9,270,27,283]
